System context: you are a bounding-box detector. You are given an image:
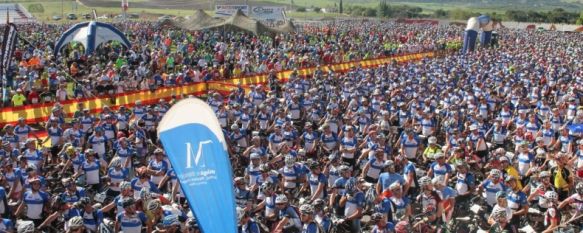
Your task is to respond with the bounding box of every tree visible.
[296,7,306,12]
[364,8,377,17]
[313,7,321,13]
[434,9,448,18]
[378,2,390,18]
[339,0,343,14]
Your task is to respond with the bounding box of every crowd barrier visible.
[0,52,434,126]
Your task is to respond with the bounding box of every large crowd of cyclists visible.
[0,19,582,233]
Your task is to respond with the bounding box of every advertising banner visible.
[215,5,249,17]
[157,98,237,233]
[251,6,286,27]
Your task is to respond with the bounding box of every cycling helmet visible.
[260,181,275,194]
[433,152,445,159]
[147,199,162,211]
[539,171,551,178]
[345,177,357,194]
[431,176,444,186]
[394,221,409,233]
[371,212,384,223]
[163,214,180,227]
[275,194,288,204]
[544,191,558,201]
[419,176,432,187]
[455,160,468,168]
[250,153,261,160]
[85,148,95,155]
[122,197,136,208]
[62,178,73,187]
[16,221,35,233]
[68,216,85,228]
[490,169,501,178]
[77,197,91,207]
[338,165,351,173]
[139,187,151,200]
[299,204,315,215]
[428,136,437,144]
[284,155,295,167]
[496,191,507,199]
[26,164,37,172]
[577,182,583,195]
[308,160,320,169]
[312,199,326,211]
[109,157,122,168]
[259,164,270,172]
[384,160,395,168]
[119,181,132,190]
[493,208,507,221]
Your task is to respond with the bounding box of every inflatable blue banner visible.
[157,98,237,233]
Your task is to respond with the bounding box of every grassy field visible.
[11,0,583,23]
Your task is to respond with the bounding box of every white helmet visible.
[419,176,432,187]
[275,194,288,204]
[68,216,85,228]
[284,155,295,167]
[544,191,558,201]
[109,156,122,168]
[119,181,132,190]
[147,199,161,211]
[490,169,501,178]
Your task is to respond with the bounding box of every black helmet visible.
[122,197,136,208]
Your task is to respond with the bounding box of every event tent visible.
[162,9,295,35]
[54,21,131,56]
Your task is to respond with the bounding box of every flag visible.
[1,23,17,74]
[92,9,98,20]
[157,98,237,233]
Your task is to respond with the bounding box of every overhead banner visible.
[157,98,237,233]
[215,5,249,17]
[250,6,286,27]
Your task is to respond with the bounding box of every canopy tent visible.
[164,9,295,35]
[54,21,131,56]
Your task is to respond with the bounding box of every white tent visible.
[54,21,131,56]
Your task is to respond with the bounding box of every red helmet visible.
[117,131,126,138]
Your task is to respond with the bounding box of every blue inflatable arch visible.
[54,21,131,56]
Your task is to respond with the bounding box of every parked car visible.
[82,13,91,19]
[67,13,77,20]
[52,15,62,21]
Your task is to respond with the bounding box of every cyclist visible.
[488,191,512,225]
[505,176,528,226]
[370,212,394,233]
[454,160,474,203]
[72,149,101,191]
[543,191,560,233]
[161,214,182,233]
[432,176,456,222]
[558,182,583,213]
[478,169,506,209]
[67,216,86,233]
[376,160,406,197]
[527,170,555,211]
[299,204,320,233]
[107,156,130,197]
[488,208,517,233]
[329,165,350,217]
[273,194,301,233]
[372,183,395,223]
[338,177,365,233]
[307,160,328,203]
[15,177,49,227]
[312,199,331,233]
[68,197,104,232]
[387,182,411,222]
[115,197,151,233]
[427,153,452,183]
[417,176,443,223]
[60,178,87,205]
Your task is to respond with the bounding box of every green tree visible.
[339,0,343,14]
[313,7,321,13]
[578,11,583,25]
[364,8,377,17]
[296,7,306,12]
[378,2,390,18]
[434,9,448,18]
